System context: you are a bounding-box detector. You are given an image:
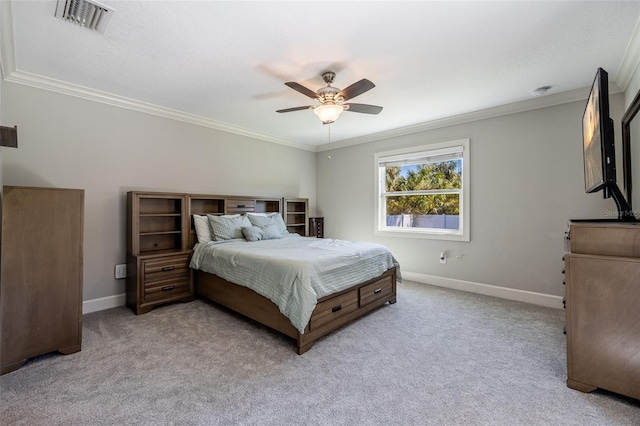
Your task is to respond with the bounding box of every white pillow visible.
[207,214,251,241]
[193,214,212,243]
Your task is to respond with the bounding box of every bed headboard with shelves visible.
[186,194,283,247]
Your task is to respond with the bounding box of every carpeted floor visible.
[1,280,639,425]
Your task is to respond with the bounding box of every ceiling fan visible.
[276,71,383,124]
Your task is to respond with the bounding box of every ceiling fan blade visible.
[276,106,314,113]
[339,79,375,101]
[284,82,318,99]
[345,103,383,114]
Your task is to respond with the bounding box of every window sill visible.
[375,228,470,242]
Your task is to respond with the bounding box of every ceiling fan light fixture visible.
[313,104,344,124]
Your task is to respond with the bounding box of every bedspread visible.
[190,235,400,333]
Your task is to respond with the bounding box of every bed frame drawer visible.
[309,289,358,331]
[359,275,394,307]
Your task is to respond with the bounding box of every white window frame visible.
[374,139,470,241]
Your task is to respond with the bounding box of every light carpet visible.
[1,280,639,425]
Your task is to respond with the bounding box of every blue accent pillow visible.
[247,213,289,237]
[241,226,263,242]
[258,223,282,240]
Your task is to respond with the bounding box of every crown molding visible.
[316,86,594,152]
[616,17,640,91]
[4,70,316,152]
[1,64,597,155]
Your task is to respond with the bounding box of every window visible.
[374,139,470,241]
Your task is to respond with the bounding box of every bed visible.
[189,210,400,354]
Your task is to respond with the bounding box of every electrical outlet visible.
[115,264,127,279]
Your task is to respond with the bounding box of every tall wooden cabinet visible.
[564,221,640,400]
[126,192,194,315]
[1,186,84,375]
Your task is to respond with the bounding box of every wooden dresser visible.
[564,221,640,400]
[1,186,84,375]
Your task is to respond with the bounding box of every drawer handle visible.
[161,285,175,291]
[237,204,245,208]
[161,266,175,271]
[374,288,382,294]
[332,305,342,313]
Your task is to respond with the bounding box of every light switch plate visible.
[115,264,127,279]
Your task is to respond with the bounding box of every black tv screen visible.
[580,68,636,221]
[582,68,615,194]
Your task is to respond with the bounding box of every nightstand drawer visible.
[359,275,394,307]
[309,289,358,331]
[143,276,190,302]
[142,255,190,281]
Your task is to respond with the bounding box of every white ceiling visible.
[2,1,640,151]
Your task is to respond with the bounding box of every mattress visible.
[190,234,400,333]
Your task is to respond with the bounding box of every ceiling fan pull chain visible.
[327,124,332,160]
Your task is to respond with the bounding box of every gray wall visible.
[316,94,626,298]
[1,82,317,302]
[0,75,635,305]
[625,65,640,217]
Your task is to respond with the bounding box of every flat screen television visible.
[582,67,635,221]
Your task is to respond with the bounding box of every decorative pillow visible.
[247,213,289,237]
[207,214,251,241]
[258,223,282,240]
[193,214,212,243]
[241,226,263,242]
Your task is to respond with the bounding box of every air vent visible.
[55,0,114,34]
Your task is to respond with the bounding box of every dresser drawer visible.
[570,222,640,257]
[142,255,190,282]
[359,275,394,307]
[309,289,358,331]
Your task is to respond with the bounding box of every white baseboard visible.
[81,274,564,314]
[401,271,564,310]
[83,293,126,314]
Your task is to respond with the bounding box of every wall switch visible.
[115,264,127,279]
[440,252,447,264]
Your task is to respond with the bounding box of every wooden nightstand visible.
[126,192,194,314]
